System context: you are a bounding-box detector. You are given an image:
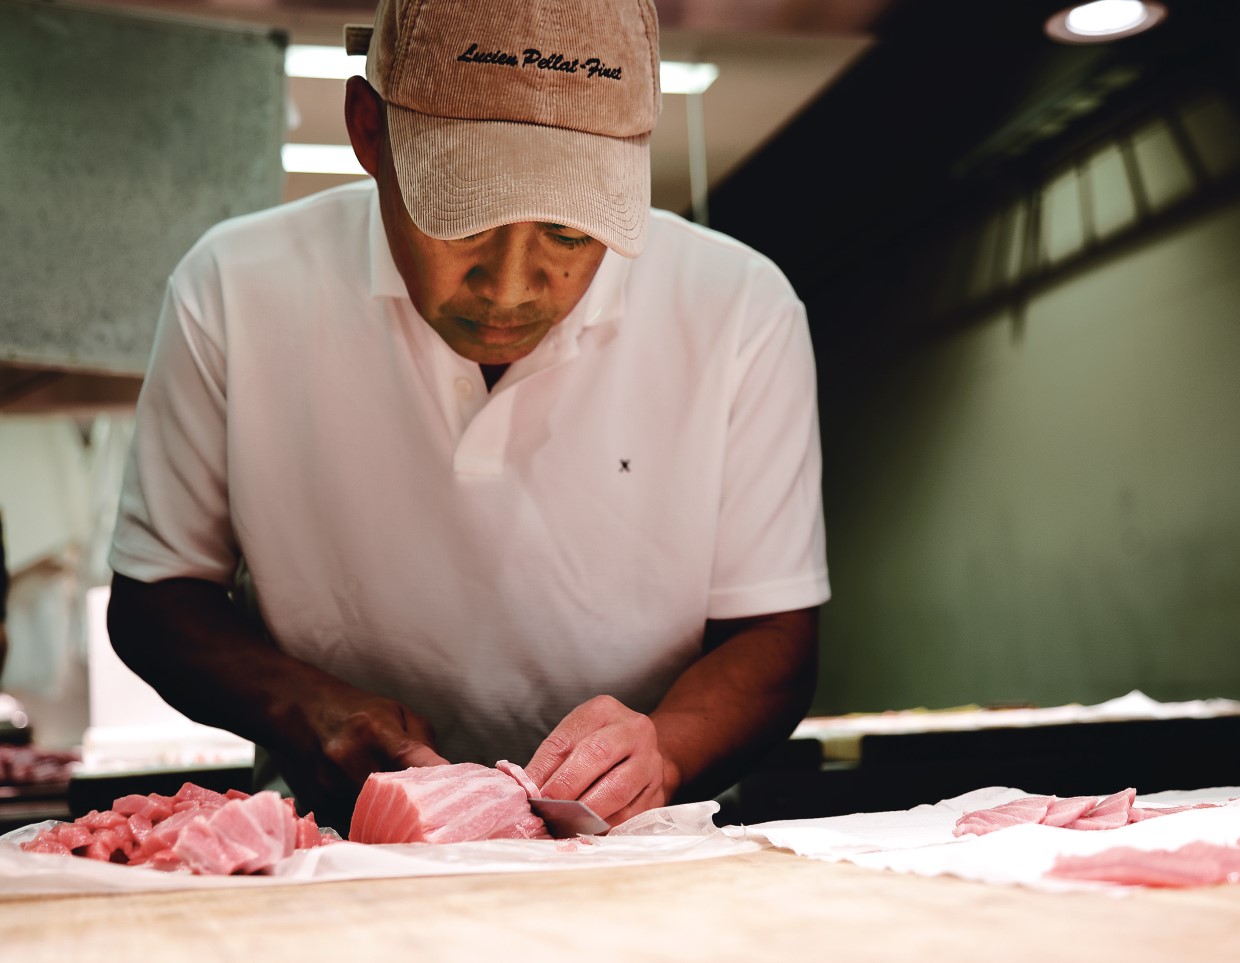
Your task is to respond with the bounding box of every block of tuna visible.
[349,761,551,844]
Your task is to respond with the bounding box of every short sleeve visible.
[707,290,829,619]
[108,273,239,586]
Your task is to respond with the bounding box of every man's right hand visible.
[107,573,447,836]
[268,684,449,833]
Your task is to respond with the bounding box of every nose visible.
[467,225,544,308]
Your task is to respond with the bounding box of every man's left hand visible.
[523,695,677,826]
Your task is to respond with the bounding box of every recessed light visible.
[1045,1,1167,44]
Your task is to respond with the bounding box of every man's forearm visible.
[108,573,445,831]
[650,607,819,803]
[107,573,342,751]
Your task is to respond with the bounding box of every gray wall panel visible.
[0,0,286,374]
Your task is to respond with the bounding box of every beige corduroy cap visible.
[345,0,662,258]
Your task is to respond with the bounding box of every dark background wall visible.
[709,0,1240,713]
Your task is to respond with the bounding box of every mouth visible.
[457,316,542,346]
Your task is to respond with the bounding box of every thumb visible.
[392,741,451,769]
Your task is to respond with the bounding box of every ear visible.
[344,75,384,177]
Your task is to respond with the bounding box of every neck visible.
[480,364,508,392]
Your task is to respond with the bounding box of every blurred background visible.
[1,0,1238,766]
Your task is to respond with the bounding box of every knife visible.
[528,798,610,838]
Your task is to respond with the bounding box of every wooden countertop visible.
[2,849,1238,962]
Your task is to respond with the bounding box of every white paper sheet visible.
[0,800,760,896]
[727,786,1240,893]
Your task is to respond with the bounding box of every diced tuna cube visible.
[54,822,94,851]
[21,836,72,856]
[295,811,324,849]
[84,827,124,862]
[174,782,229,806]
[127,812,154,841]
[112,793,155,816]
[79,808,128,830]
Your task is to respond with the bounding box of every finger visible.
[333,703,448,781]
[334,730,446,786]
[537,709,657,802]
[522,738,568,789]
[577,756,661,822]
[538,734,630,802]
[525,703,607,788]
[524,696,628,788]
[366,715,450,774]
[390,741,450,769]
[594,778,664,828]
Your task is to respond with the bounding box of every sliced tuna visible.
[953,795,1054,837]
[1042,796,1099,828]
[1065,788,1137,830]
[1049,841,1240,887]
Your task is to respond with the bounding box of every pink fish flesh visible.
[349,761,551,844]
[1049,840,1240,887]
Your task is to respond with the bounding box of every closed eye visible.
[542,224,596,249]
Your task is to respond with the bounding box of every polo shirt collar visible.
[557,245,629,340]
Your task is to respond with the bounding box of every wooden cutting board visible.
[2,849,1238,962]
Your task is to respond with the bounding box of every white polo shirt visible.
[109,180,829,767]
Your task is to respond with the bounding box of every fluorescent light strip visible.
[282,143,366,175]
[284,44,718,93]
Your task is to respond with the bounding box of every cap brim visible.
[385,102,649,258]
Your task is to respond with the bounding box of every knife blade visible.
[528,797,610,838]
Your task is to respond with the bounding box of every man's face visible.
[373,136,607,367]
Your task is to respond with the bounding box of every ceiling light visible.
[285,44,365,80]
[284,44,718,94]
[282,143,366,176]
[1045,1,1167,44]
[660,61,719,95]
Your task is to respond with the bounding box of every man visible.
[107,0,829,834]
